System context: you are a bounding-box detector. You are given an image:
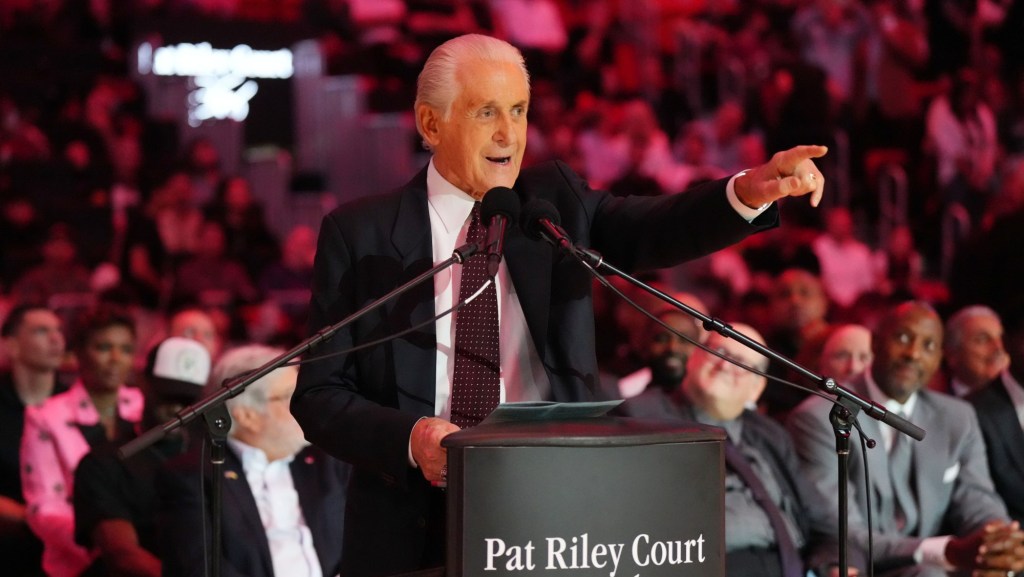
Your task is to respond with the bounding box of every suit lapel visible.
[504,226,552,359]
[220,450,274,577]
[291,448,327,576]
[389,171,439,415]
[850,378,896,529]
[391,168,431,261]
[991,381,1024,474]
[908,395,937,533]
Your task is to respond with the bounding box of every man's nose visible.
[493,114,514,145]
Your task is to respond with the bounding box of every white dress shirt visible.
[228,438,322,577]
[426,161,552,418]
[424,160,765,418]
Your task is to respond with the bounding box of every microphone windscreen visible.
[480,186,521,222]
[519,199,560,241]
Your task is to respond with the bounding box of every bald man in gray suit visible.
[787,302,1024,577]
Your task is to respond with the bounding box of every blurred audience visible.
[817,323,872,386]
[761,268,830,417]
[0,305,66,577]
[612,298,707,401]
[203,175,280,281]
[811,206,876,310]
[172,220,259,311]
[10,225,93,308]
[21,306,142,577]
[73,337,210,577]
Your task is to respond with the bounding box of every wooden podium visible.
[442,418,726,577]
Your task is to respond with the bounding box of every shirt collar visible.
[228,437,296,475]
[865,371,919,418]
[427,158,477,236]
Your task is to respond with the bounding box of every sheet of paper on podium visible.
[479,400,622,425]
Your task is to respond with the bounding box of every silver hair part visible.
[944,305,1001,353]
[414,34,530,149]
[205,345,293,431]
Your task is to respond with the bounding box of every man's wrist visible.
[726,170,771,221]
[733,170,765,209]
[409,417,426,468]
[919,535,954,570]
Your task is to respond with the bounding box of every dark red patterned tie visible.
[450,202,501,428]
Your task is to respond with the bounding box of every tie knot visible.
[467,202,485,243]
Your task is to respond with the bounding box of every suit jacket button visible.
[417,517,426,528]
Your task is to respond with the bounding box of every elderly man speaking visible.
[292,33,830,577]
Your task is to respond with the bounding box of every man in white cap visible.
[73,336,211,577]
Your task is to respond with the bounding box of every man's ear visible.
[231,405,262,435]
[416,104,442,148]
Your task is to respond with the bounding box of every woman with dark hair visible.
[20,306,143,577]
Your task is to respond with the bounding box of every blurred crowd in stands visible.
[3,0,1024,358]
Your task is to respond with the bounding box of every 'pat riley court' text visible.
[483,532,707,575]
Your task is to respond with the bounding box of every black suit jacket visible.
[969,374,1024,523]
[292,160,778,576]
[620,392,849,575]
[157,444,350,577]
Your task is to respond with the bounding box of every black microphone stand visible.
[118,242,479,577]
[551,237,924,577]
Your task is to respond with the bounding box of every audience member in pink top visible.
[20,306,143,577]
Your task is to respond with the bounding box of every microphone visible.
[519,199,572,250]
[480,186,521,278]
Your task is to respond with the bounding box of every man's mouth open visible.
[486,156,511,166]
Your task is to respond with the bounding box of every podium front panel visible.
[445,421,724,577]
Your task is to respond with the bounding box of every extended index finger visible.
[774,144,829,174]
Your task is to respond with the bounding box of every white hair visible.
[206,345,293,418]
[414,34,530,146]
[944,305,1001,353]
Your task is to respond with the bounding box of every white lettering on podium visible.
[632,533,705,567]
[485,531,703,576]
[484,538,535,571]
[545,534,624,577]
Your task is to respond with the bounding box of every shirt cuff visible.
[409,417,425,468]
[727,170,771,222]
[914,535,955,570]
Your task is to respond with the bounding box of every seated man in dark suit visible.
[941,305,1009,397]
[623,323,854,577]
[969,306,1024,524]
[788,301,1024,577]
[159,345,350,577]
[73,336,211,577]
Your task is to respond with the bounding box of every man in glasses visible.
[623,324,853,577]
